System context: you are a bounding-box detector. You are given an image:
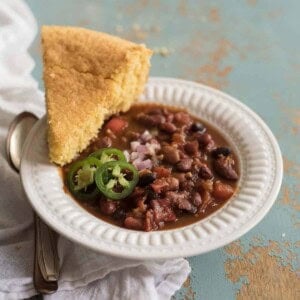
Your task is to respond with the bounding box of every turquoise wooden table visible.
[26,0,300,298]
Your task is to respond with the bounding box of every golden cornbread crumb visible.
[42,26,152,165]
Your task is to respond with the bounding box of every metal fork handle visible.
[34,215,59,294]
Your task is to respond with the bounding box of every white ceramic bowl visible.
[20,78,283,259]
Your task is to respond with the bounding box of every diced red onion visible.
[136,145,149,154]
[145,142,161,156]
[130,141,140,151]
[131,151,145,161]
[133,159,153,171]
[140,130,152,142]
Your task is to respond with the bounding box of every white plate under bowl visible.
[20,77,283,259]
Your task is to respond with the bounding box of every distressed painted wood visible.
[26,0,300,299]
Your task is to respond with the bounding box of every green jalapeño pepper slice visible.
[90,148,126,164]
[95,161,138,200]
[67,157,102,200]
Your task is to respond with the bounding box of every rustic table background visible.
[26,0,300,299]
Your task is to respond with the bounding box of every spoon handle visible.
[6,112,59,294]
[35,214,60,279]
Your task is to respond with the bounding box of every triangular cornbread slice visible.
[42,26,152,165]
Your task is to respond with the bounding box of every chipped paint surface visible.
[26,0,300,298]
[225,241,300,299]
[181,276,195,300]
[190,38,233,89]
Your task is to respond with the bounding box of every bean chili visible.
[62,103,239,231]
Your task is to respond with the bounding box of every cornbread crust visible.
[42,26,152,165]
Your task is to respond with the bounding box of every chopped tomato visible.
[212,181,234,201]
[153,166,171,178]
[105,117,128,134]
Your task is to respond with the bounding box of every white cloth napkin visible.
[0,1,190,299]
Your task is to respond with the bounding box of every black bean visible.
[112,208,126,220]
[211,147,231,159]
[138,172,156,187]
[146,189,159,201]
[191,122,206,133]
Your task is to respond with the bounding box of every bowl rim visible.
[20,77,283,259]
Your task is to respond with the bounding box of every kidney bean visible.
[196,132,211,145]
[191,192,202,207]
[174,112,192,126]
[176,158,193,172]
[159,122,177,133]
[213,156,238,181]
[199,164,213,179]
[184,141,199,155]
[161,145,180,164]
[166,191,197,213]
[124,217,144,230]
[100,200,117,215]
[136,113,166,126]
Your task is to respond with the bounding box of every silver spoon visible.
[6,112,59,294]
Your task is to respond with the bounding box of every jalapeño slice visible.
[95,161,138,200]
[67,157,101,200]
[90,148,126,164]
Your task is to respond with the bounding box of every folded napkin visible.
[0,1,190,299]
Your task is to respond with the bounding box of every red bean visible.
[161,145,180,164]
[159,122,177,133]
[136,113,166,126]
[176,158,193,172]
[174,112,192,126]
[213,156,238,181]
[124,217,144,230]
[191,192,202,207]
[199,165,213,179]
[184,141,199,155]
[100,200,117,215]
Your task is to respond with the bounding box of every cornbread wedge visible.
[42,26,152,165]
